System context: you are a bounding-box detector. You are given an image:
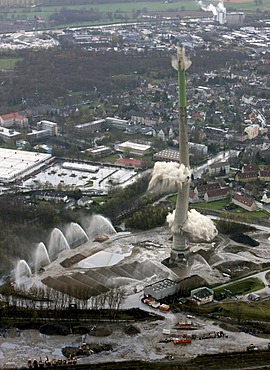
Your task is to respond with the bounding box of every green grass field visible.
[214,277,265,297]
[2,0,270,23]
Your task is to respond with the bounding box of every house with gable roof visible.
[232,192,257,212]
[194,182,221,197]
[235,171,258,183]
[189,190,199,204]
[153,122,175,142]
[204,187,230,203]
[0,112,28,128]
[259,169,270,182]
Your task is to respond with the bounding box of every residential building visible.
[194,182,221,197]
[204,187,230,203]
[117,141,152,156]
[232,192,257,211]
[0,112,28,128]
[235,171,258,183]
[153,123,175,141]
[259,170,270,182]
[189,190,199,203]
[244,124,260,140]
[208,161,230,176]
[189,142,208,156]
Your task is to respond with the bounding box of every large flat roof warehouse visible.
[0,148,52,183]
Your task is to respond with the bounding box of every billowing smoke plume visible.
[197,0,226,17]
[148,161,191,194]
[167,209,218,242]
[197,0,217,16]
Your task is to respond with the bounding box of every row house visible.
[204,187,230,203]
[0,112,28,128]
[194,182,221,197]
[242,164,259,173]
[235,171,258,183]
[232,192,257,212]
[259,170,270,182]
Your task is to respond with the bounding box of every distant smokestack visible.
[169,47,191,267]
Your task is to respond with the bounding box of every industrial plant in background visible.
[198,0,245,25]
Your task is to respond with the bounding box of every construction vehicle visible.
[173,338,192,345]
[247,343,258,352]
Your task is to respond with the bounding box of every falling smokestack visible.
[170,47,191,267]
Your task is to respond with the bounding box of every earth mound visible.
[124,324,141,336]
[39,323,70,336]
[62,343,113,358]
[230,233,259,247]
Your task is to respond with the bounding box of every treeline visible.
[3,284,127,314]
[49,8,103,25]
[125,205,168,230]
[98,173,151,220]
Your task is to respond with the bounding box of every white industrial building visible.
[144,279,179,300]
[62,162,99,173]
[118,141,152,156]
[0,148,52,183]
[0,127,21,142]
[37,120,58,136]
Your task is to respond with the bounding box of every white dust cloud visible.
[167,209,218,242]
[148,161,191,194]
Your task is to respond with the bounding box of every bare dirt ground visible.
[1,306,270,369]
[5,228,270,368]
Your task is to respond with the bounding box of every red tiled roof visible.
[260,170,270,177]
[232,193,254,207]
[116,158,143,167]
[0,112,25,120]
[237,171,257,179]
[206,187,230,198]
[196,182,220,192]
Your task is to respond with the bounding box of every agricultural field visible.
[0,0,270,26]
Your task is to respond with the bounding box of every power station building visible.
[144,278,179,300]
